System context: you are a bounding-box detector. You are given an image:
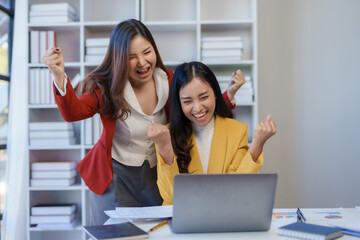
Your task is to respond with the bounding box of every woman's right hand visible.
[41,47,66,91]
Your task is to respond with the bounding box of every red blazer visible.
[54,69,234,195]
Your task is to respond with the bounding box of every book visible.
[85,54,105,63]
[84,118,93,145]
[29,10,76,18]
[29,129,75,138]
[202,36,242,42]
[202,49,242,58]
[39,67,46,104]
[39,31,47,63]
[31,204,77,215]
[83,222,149,240]
[34,68,41,104]
[236,88,254,95]
[30,30,39,63]
[70,73,83,88]
[30,177,76,187]
[92,114,102,143]
[236,95,253,103]
[30,3,76,16]
[86,46,108,55]
[202,56,242,62]
[29,122,74,131]
[29,137,76,146]
[278,222,343,240]
[202,41,243,49]
[32,161,76,171]
[31,169,77,179]
[85,38,109,47]
[30,15,76,23]
[29,69,36,104]
[30,212,76,224]
[35,221,76,230]
[47,30,56,50]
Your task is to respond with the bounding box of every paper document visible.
[300,208,360,237]
[105,205,173,221]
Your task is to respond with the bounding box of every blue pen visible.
[297,208,306,223]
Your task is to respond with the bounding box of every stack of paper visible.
[29,122,76,146]
[85,38,109,63]
[105,205,173,221]
[201,36,243,62]
[29,3,77,23]
[30,204,77,229]
[30,161,77,187]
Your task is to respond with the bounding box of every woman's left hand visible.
[147,122,174,165]
[249,115,277,161]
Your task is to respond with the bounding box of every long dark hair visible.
[79,19,168,120]
[170,61,233,173]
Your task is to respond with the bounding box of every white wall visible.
[257,0,360,208]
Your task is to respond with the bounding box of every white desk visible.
[104,208,360,239]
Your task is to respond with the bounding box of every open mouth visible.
[193,111,207,119]
[136,67,150,77]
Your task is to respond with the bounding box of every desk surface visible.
[105,208,360,239]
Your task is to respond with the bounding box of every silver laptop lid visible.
[172,173,278,233]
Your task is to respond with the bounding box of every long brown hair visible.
[170,62,233,173]
[79,19,168,120]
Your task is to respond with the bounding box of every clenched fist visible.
[249,115,277,161]
[147,121,174,165]
[227,69,247,101]
[41,46,66,91]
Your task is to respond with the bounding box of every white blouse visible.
[192,116,215,173]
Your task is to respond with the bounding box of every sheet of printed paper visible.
[105,205,173,220]
[301,208,360,231]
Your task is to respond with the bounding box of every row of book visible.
[29,122,76,147]
[30,30,56,64]
[29,3,77,23]
[31,161,77,187]
[30,203,77,229]
[29,68,54,105]
[201,36,244,62]
[218,75,254,103]
[85,38,109,63]
[29,71,82,105]
[84,114,103,145]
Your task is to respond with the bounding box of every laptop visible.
[170,173,278,233]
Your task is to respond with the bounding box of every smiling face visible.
[179,77,216,127]
[128,35,157,88]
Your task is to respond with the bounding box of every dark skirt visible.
[89,159,163,225]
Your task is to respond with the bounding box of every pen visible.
[148,220,168,233]
[297,208,306,223]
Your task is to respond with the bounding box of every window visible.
[0,0,14,220]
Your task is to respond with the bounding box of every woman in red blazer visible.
[42,19,242,225]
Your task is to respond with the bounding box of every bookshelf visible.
[26,0,258,239]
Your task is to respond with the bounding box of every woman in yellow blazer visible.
[148,61,276,205]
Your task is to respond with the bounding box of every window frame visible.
[0,0,15,221]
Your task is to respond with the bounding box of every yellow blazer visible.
[156,115,264,205]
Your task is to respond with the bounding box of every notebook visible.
[278,222,343,240]
[83,222,149,240]
[170,173,278,233]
